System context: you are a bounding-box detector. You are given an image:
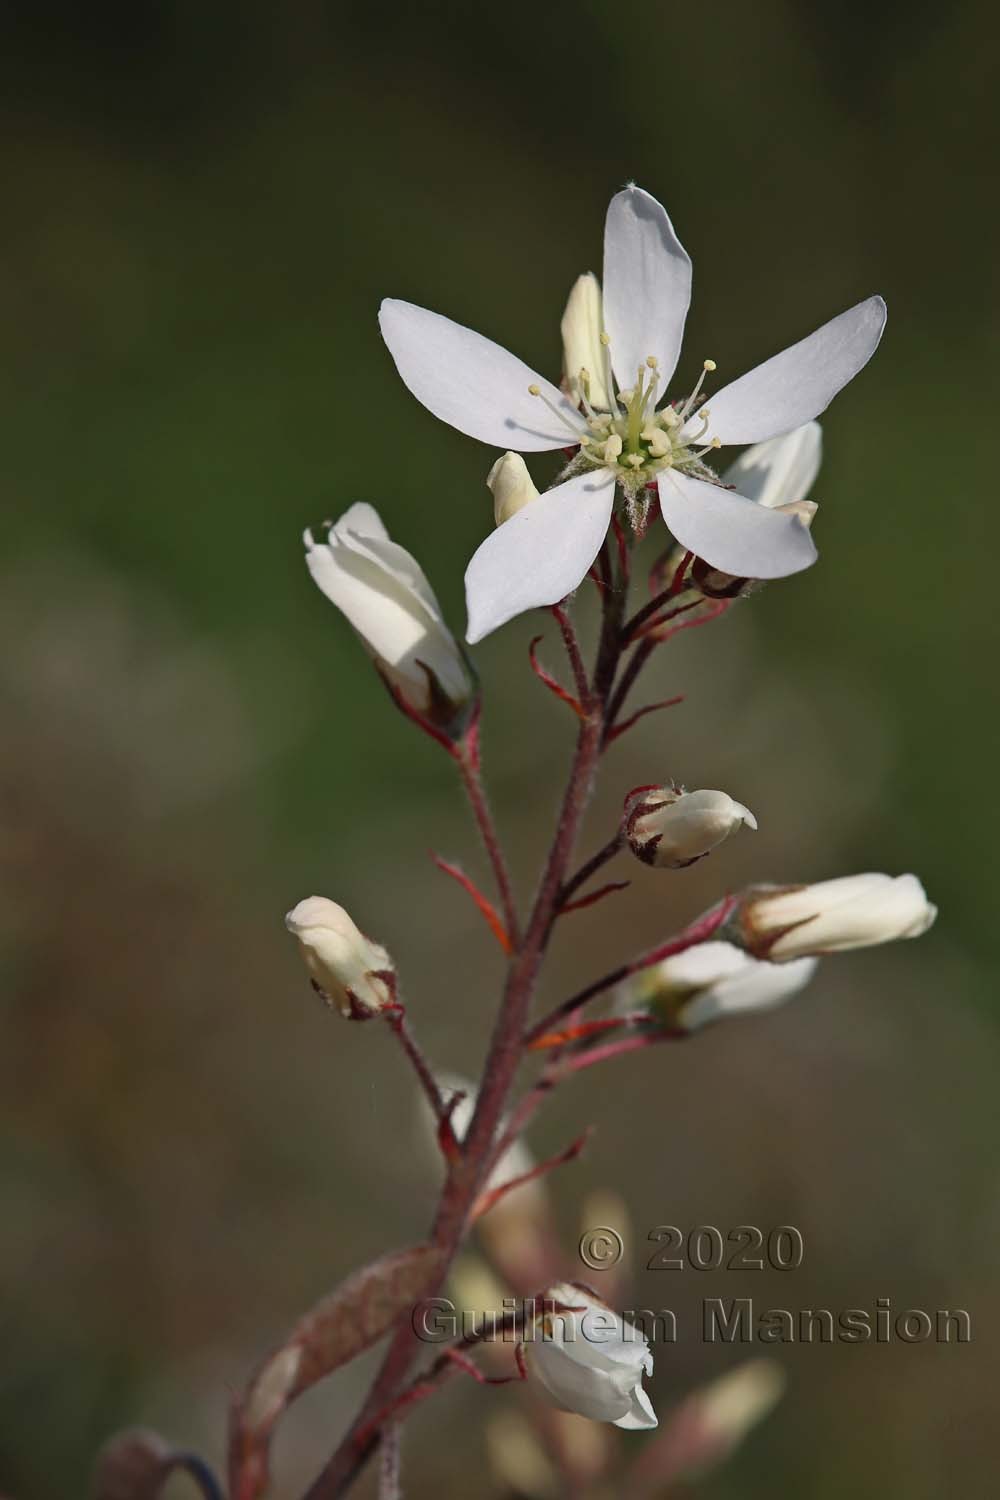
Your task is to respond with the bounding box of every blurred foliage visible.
[0,3,996,1498]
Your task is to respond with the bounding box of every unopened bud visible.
[285,896,397,1018]
[624,786,757,869]
[304,504,476,735]
[487,452,540,526]
[623,940,817,1032]
[774,498,818,525]
[560,272,611,409]
[731,873,937,961]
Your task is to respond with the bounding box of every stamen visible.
[601,433,623,462]
[676,358,717,423]
[660,406,680,429]
[599,332,623,415]
[528,383,587,440]
[641,425,673,458]
[694,436,723,458]
[577,369,598,420]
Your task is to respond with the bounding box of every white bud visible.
[624,787,757,869]
[304,504,475,729]
[774,498,818,526]
[526,1283,657,1430]
[626,940,817,1032]
[487,452,540,526]
[284,896,396,1018]
[560,273,611,409]
[723,422,822,513]
[735,873,937,961]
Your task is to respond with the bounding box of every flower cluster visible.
[144,183,939,1500]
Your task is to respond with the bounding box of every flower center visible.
[528,343,722,501]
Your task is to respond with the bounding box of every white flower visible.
[526,1282,657,1430]
[735,873,937,961]
[624,786,757,869]
[304,503,474,724]
[487,452,540,526]
[284,896,396,1018]
[627,940,818,1031]
[379,186,884,640]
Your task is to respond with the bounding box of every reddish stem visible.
[558,880,631,915]
[523,895,738,1047]
[386,1012,448,1123]
[604,694,685,746]
[471,1127,591,1219]
[550,603,590,703]
[430,853,512,954]
[450,718,520,948]
[303,558,627,1500]
[529,635,585,719]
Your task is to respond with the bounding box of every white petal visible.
[603,185,691,400]
[722,422,822,510]
[657,471,818,580]
[334,502,389,541]
[614,1383,658,1431]
[465,470,615,643]
[527,1343,633,1424]
[684,297,886,446]
[379,299,585,451]
[339,527,443,625]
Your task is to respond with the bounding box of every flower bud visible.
[624,786,756,869]
[526,1283,657,1430]
[284,896,396,1018]
[304,504,475,733]
[624,940,817,1032]
[666,424,822,599]
[732,873,937,961]
[560,272,611,409]
[487,452,540,526]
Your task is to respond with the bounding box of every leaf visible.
[230,1243,446,1500]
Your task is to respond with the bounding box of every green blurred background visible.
[1,2,997,1496]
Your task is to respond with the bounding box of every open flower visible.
[379,187,884,640]
[284,896,396,1018]
[732,873,937,961]
[625,940,818,1031]
[526,1283,657,1430]
[304,503,475,729]
[624,786,757,869]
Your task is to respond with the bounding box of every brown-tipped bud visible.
[91,1429,170,1500]
[284,896,397,1018]
[624,786,756,870]
[730,873,937,962]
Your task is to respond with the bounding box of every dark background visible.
[1,3,997,1497]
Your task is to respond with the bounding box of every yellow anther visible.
[710,436,721,449]
[703,359,717,372]
[600,332,611,346]
[642,426,673,458]
[528,383,541,396]
[579,434,592,446]
[625,453,644,469]
[646,355,659,368]
[661,407,680,428]
[602,434,623,461]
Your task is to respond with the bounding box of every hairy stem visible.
[303,586,626,1500]
[453,720,520,948]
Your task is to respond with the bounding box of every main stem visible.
[304,579,626,1500]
